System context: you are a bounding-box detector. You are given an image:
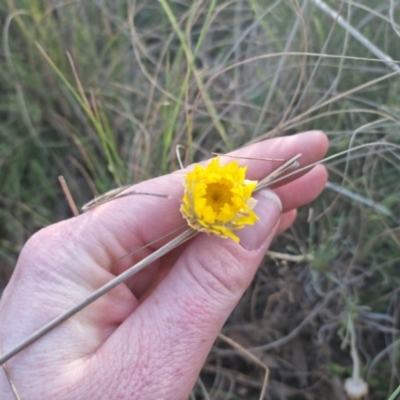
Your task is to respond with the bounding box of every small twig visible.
[266,250,307,263]
[218,333,269,400]
[81,188,171,211]
[176,145,186,169]
[58,176,79,217]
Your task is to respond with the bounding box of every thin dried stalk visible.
[58,176,79,217]
[81,188,171,211]
[218,333,269,400]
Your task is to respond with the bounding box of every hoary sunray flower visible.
[180,157,258,242]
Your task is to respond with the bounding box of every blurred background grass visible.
[1,0,400,399]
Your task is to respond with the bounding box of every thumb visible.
[102,190,281,399]
[162,189,282,312]
[237,189,283,251]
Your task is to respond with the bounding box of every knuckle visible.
[186,242,246,302]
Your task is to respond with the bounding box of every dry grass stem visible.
[218,333,269,400]
[81,188,171,211]
[266,251,307,263]
[58,176,79,217]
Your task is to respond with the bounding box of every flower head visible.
[180,157,258,242]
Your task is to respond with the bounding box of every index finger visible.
[64,131,328,271]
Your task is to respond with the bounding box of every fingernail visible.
[237,190,282,251]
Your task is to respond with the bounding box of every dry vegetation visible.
[1,0,400,399]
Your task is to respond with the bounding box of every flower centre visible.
[205,182,233,212]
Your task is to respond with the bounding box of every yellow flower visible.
[180,157,258,242]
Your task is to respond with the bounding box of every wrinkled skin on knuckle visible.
[87,313,171,399]
[14,222,80,280]
[187,242,249,302]
[14,225,55,274]
[110,341,180,398]
[111,297,211,399]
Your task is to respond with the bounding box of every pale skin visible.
[0,131,329,399]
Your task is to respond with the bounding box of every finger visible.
[67,131,328,275]
[275,209,297,236]
[275,164,328,213]
[228,130,328,183]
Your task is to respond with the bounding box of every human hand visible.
[0,131,328,399]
